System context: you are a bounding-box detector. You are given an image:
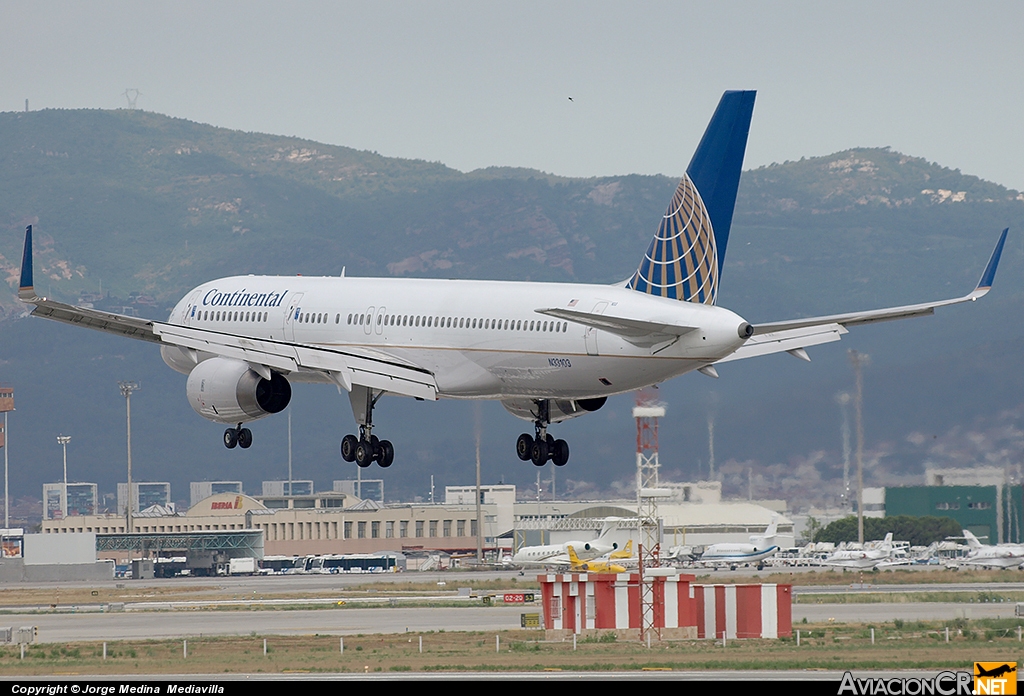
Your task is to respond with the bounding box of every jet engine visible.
[501,396,607,424]
[185,357,291,424]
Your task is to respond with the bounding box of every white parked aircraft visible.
[820,533,910,570]
[511,518,623,567]
[696,516,780,570]
[16,91,1009,469]
[957,530,1024,569]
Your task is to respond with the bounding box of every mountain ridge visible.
[2,108,1023,510]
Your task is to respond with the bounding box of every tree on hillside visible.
[813,515,962,546]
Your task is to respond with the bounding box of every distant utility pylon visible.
[122,89,142,110]
[848,350,869,545]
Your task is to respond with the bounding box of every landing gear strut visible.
[515,400,570,467]
[224,424,253,449]
[340,388,394,468]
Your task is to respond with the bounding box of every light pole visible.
[118,382,140,533]
[56,435,71,520]
[848,350,869,546]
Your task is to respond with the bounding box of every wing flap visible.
[154,324,438,401]
[153,324,299,373]
[28,299,161,343]
[717,323,847,363]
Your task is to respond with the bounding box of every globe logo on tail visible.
[626,173,718,305]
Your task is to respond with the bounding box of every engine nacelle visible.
[186,357,291,424]
[501,396,607,424]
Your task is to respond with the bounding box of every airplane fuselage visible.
[960,548,1024,569]
[162,275,750,401]
[699,543,779,567]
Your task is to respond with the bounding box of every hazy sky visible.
[4,2,1023,189]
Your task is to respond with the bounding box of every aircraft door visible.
[283,292,305,341]
[363,306,376,336]
[584,302,608,356]
[182,290,203,326]
[375,306,386,335]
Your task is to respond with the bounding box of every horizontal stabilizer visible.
[536,307,697,347]
[716,323,846,363]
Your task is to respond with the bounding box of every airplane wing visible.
[720,228,1008,363]
[16,227,437,401]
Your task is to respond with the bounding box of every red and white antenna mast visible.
[634,389,667,643]
[634,389,664,497]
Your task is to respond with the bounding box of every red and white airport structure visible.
[538,571,791,640]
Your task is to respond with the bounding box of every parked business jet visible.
[956,530,1024,570]
[566,543,628,574]
[511,517,622,567]
[16,91,1008,470]
[697,516,780,570]
[821,533,910,570]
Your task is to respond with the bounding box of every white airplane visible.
[16,91,1009,469]
[512,518,622,567]
[696,516,780,570]
[820,533,910,570]
[956,530,1024,569]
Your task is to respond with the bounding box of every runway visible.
[7,606,528,643]
[4,573,1023,643]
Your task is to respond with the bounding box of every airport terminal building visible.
[40,490,507,558]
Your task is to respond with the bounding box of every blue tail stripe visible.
[685,90,756,272]
[627,90,754,305]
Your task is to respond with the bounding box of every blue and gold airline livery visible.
[15,91,1009,471]
[626,89,754,304]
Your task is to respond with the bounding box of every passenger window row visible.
[345,313,569,333]
[199,310,268,323]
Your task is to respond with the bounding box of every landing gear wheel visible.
[354,440,374,468]
[530,438,549,466]
[551,439,570,467]
[341,434,358,462]
[223,428,238,449]
[377,440,394,468]
[237,428,253,449]
[516,434,533,461]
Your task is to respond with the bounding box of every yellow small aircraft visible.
[566,542,629,573]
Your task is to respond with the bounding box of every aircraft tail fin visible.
[610,539,633,560]
[626,90,755,305]
[754,514,779,543]
[964,530,984,549]
[566,545,581,566]
[597,517,620,541]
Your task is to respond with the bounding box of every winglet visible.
[18,226,37,301]
[974,227,1009,294]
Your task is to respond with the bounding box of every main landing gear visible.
[340,387,394,468]
[515,400,570,467]
[223,424,253,449]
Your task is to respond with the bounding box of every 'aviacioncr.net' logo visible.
[974,662,1017,695]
